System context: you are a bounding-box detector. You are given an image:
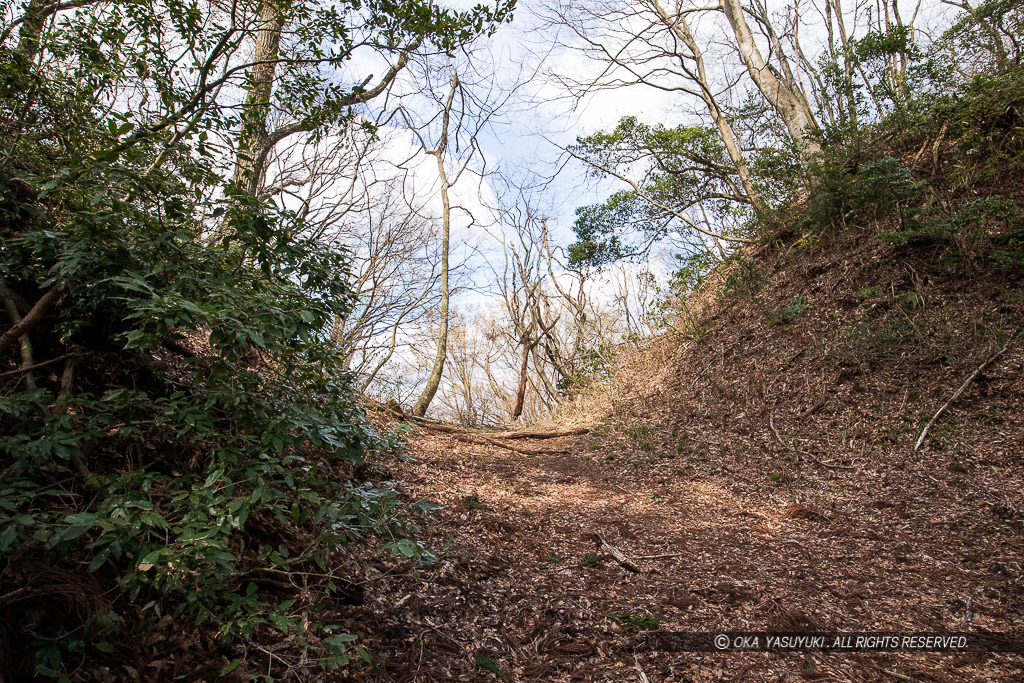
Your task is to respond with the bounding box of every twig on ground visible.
[807,456,857,470]
[769,409,784,445]
[771,405,853,469]
[594,533,641,573]
[869,664,916,682]
[915,333,1016,451]
[634,552,685,560]
[799,395,827,417]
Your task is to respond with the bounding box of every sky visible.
[313,0,969,409]
[332,0,966,313]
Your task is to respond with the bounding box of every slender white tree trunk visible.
[652,1,762,209]
[412,73,459,417]
[719,0,821,166]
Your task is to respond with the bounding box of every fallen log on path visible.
[496,427,591,440]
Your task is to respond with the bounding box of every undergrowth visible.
[0,15,431,680]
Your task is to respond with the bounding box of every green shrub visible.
[722,258,770,299]
[0,0,510,671]
[767,296,810,324]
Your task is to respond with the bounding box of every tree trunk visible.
[511,333,532,419]
[411,74,459,417]
[0,278,36,388]
[652,1,762,210]
[827,0,860,128]
[232,0,290,196]
[16,0,48,62]
[0,286,58,355]
[411,165,450,417]
[719,0,820,167]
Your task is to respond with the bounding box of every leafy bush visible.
[0,0,517,677]
[0,141,404,677]
[794,54,1024,272]
[764,0,1024,273]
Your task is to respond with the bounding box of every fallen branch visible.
[690,358,715,389]
[594,533,641,573]
[0,352,84,379]
[493,427,590,440]
[369,403,482,434]
[0,587,26,606]
[910,135,931,167]
[0,286,59,354]
[481,438,567,456]
[368,397,589,447]
[454,433,568,456]
[397,409,587,444]
[915,334,1016,451]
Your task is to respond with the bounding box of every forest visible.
[1,0,1022,680]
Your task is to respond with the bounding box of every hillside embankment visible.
[343,220,1024,681]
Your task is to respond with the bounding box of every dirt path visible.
[342,428,1023,682]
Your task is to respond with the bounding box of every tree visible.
[403,70,461,416]
[0,0,515,676]
[395,45,527,416]
[329,175,445,393]
[495,207,562,419]
[545,0,766,204]
[229,0,428,197]
[651,0,761,205]
[540,0,797,264]
[566,116,752,269]
[718,0,821,166]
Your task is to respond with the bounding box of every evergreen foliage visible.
[0,0,512,678]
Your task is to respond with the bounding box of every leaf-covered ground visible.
[337,228,1024,682]
[335,421,1022,681]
